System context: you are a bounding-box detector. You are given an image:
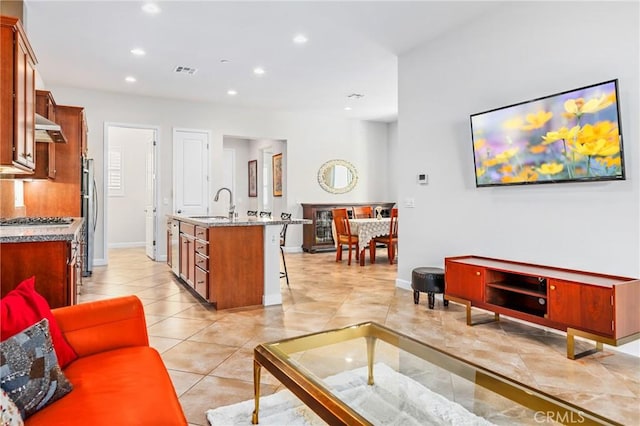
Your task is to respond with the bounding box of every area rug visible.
[207,363,495,425]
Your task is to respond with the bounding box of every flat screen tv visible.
[470,79,625,187]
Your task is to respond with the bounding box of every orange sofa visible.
[25,295,187,425]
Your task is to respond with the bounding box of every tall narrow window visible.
[108,145,124,196]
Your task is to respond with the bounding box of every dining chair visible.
[332,208,359,266]
[279,212,292,287]
[373,208,398,264]
[247,210,258,216]
[259,211,272,218]
[352,205,373,219]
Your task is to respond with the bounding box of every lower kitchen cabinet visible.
[175,219,263,309]
[0,239,80,308]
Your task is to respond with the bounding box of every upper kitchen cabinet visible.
[1,15,37,174]
[33,90,58,179]
[24,105,85,217]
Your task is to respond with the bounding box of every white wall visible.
[387,121,399,203]
[398,2,639,354]
[45,86,391,263]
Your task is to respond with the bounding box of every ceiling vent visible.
[174,66,198,75]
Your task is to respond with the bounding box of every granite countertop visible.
[170,214,311,227]
[0,218,84,243]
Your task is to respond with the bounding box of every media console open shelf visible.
[444,255,640,359]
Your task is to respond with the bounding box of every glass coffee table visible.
[252,322,619,425]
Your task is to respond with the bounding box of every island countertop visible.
[0,218,84,243]
[169,214,310,227]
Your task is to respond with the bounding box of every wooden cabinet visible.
[0,237,80,308]
[444,261,484,302]
[1,16,37,174]
[301,202,396,252]
[166,220,173,269]
[548,279,613,336]
[33,90,58,179]
[444,255,640,358]
[24,105,84,216]
[179,222,208,299]
[174,219,264,309]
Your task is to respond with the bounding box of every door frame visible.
[103,122,160,265]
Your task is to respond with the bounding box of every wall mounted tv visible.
[470,79,625,187]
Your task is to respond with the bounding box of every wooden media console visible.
[444,256,640,359]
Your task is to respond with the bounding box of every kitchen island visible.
[0,217,84,308]
[169,215,309,310]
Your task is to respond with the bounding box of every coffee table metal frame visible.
[252,321,619,425]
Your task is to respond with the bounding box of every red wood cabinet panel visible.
[548,279,613,336]
[1,16,37,174]
[445,260,484,302]
[0,240,75,308]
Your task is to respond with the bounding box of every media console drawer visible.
[444,255,640,359]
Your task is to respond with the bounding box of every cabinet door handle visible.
[197,280,205,284]
[550,285,556,290]
[476,271,480,276]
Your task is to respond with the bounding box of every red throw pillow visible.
[0,276,78,368]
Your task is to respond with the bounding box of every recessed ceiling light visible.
[344,106,352,111]
[227,89,237,96]
[130,48,146,56]
[253,67,265,75]
[293,34,308,44]
[125,76,137,83]
[142,3,161,14]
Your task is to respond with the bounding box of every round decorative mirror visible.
[318,159,358,194]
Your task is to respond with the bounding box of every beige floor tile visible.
[147,316,214,340]
[161,340,237,375]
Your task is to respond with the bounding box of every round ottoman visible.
[411,267,449,309]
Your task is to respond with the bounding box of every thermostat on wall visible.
[417,173,428,184]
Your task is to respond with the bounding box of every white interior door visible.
[174,129,209,216]
[144,133,157,260]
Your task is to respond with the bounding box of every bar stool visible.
[280,213,292,287]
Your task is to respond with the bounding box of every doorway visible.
[105,124,158,260]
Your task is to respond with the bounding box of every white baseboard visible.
[93,258,107,267]
[107,241,146,249]
[282,246,303,254]
[395,278,411,291]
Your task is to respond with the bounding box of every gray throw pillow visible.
[0,318,73,419]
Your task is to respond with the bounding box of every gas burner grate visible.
[0,217,74,226]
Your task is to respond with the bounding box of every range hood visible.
[35,113,67,143]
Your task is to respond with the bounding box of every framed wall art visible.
[272,153,283,197]
[248,160,258,197]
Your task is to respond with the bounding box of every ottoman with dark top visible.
[411,267,449,309]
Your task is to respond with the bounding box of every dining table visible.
[348,217,392,266]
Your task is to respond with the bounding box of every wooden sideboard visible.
[301,202,395,252]
[444,255,640,359]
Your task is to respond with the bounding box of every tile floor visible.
[81,248,639,425]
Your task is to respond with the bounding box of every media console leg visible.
[567,329,604,360]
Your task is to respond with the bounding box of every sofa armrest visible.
[52,295,149,358]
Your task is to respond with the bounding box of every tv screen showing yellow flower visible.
[470,79,625,187]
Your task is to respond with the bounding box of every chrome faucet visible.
[214,187,235,219]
